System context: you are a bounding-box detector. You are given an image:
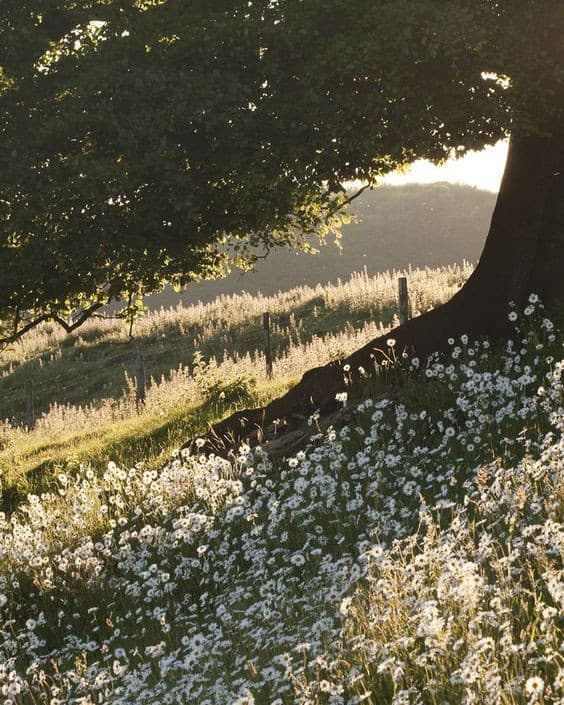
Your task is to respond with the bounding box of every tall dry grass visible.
[1,263,472,440]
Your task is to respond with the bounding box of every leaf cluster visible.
[1,0,563,342]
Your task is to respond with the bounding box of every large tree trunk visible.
[188,130,564,452]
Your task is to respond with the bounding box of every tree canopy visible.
[1,1,563,343]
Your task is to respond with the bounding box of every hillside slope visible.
[0,301,561,705]
[0,264,472,497]
[147,183,495,307]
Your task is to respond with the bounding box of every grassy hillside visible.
[0,299,561,704]
[0,263,472,503]
[147,183,495,307]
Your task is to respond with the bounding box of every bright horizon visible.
[381,140,508,193]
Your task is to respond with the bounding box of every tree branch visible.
[328,183,371,216]
[0,314,50,352]
[50,302,105,334]
[0,302,107,352]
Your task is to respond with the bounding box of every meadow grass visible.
[0,263,472,418]
[0,298,561,704]
[0,263,471,504]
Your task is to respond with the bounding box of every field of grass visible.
[0,297,561,704]
[0,262,472,505]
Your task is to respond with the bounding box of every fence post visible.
[398,276,410,326]
[26,378,35,430]
[263,312,274,379]
[135,344,146,408]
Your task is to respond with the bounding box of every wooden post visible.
[135,344,146,408]
[26,378,35,430]
[398,276,410,325]
[263,312,273,379]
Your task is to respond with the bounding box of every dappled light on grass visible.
[0,263,472,489]
[2,264,473,431]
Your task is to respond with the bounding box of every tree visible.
[0,0,353,343]
[1,2,563,443]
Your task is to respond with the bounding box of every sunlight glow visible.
[381,140,508,193]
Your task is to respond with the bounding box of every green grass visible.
[0,374,295,512]
[0,264,470,420]
[0,263,472,510]
[0,295,387,421]
[0,304,560,704]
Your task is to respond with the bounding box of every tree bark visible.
[188,130,564,453]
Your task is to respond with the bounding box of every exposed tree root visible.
[182,132,564,457]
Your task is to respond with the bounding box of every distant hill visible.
[146,182,496,309]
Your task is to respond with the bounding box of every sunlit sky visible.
[381,140,508,193]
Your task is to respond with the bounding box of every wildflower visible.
[308,409,320,426]
[339,596,353,616]
[386,338,396,347]
[232,690,255,705]
[0,296,560,705]
[508,311,518,322]
[335,392,348,406]
[525,676,544,700]
[112,660,126,676]
[290,553,305,566]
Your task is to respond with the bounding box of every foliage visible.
[191,350,257,412]
[0,301,561,703]
[1,1,562,341]
[148,183,495,306]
